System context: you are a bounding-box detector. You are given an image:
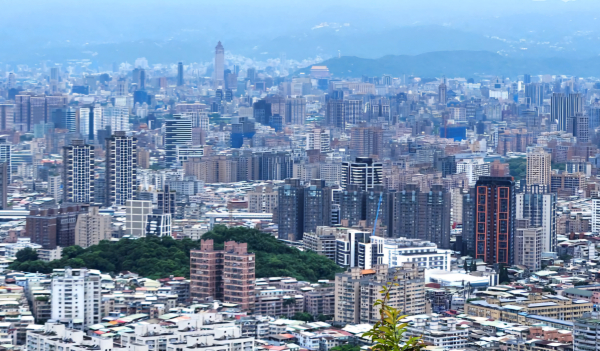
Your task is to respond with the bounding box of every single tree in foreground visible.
[362,281,425,351]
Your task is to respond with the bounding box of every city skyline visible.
[2,2,600,350]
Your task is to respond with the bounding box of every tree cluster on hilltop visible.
[10,226,343,281]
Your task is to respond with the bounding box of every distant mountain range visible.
[295,51,600,78]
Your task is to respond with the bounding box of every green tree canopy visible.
[507,157,526,181]
[292,312,313,322]
[10,226,343,281]
[15,247,38,262]
[202,225,344,281]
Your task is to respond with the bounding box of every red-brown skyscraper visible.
[474,176,515,266]
[190,239,255,311]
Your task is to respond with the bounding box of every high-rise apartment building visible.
[306,128,331,152]
[326,97,345,129]
[252,151,294,181]
[62,140,95,204]
[334,264,425,324]
[222,241,255,311]
[214,41,225,88]
[0,162,8,210]
[14,95,30,131]
[474,176,516,265]
[104,132,137,207]
[285,97,306,125]
[164,114,192,167]
[103,106,130,132]
[177,62,184,86]
[516,190,557,253]
[157,184,176,214]
[592,197,600,234]
[125,200,153,237]
[456,158,490,186]
[277,179,305,241]
[341,157,383,191]
[438,79,447,104]
[552,93,568,131]
[391,184,451,249]
[574,313,600,351]
[0,104,14,131]
[338,185,365,228]
[276,178,332,241]
[252,99,272,125]
[514,219,543,271]
[0,138,11,182]
[48,175,62,202]
[569,112,589,143]
[146,210,172,237]
[568,93,584,121]
[247,185,278,213]
[349,125,384,158]
[550,171,586,194]
[78,105,103,142]
[190,239,255,311]
[303,180,333,234]
[26,204,83,249]
[526,147,551,190]
[589,105,600,130]
[345,100,363,125]
[524,83,543,106]
[51,268,101,329]
[74,206,111,248]
[29,96,46,130]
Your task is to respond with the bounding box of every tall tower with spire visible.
[439,76,447,105]
[214,41,225,89]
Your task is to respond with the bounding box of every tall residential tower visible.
[214,41,225,88]
[105,131,137,207]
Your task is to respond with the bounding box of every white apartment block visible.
[515,226,543,271]
[319,162,342,186]
[592,198,600,235]
[306,128,331,152]
[3,237,42,258]
[247,185,278,213]
[103,106,130,132]
[527,147,551,189]
[27,323,142,351]
[119,313,254,351]
[456,158,490,186]
[75,206,112,248]
[404,315,469,350]
[371,236,452,271]
[51,268,101,329]
[126,200,153,237]
[48,175,62,201]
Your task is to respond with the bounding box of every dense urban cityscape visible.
[4,3,600,348]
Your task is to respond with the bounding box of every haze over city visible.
[1,1,600,351]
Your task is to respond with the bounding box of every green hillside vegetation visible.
[202,226,344,281]
[294,51,600,78]
[10,236,197,279]
[9,226,343,281]
[507,157,526,181]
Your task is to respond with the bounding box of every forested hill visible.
[9,226,343,281]
[295,51,600,78]
[202,226,344,281]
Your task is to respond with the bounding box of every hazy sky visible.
[2,0,598,42]
[1,0,600,64]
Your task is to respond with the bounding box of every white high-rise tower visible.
[214,41,225,88]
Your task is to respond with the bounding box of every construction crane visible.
[371,192,383,237]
